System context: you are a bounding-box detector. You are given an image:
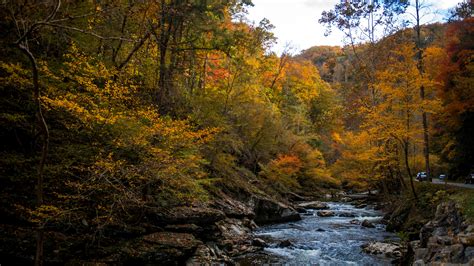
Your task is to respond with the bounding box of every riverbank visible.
[1,179,472,265]
[383,182,474,265]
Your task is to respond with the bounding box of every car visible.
[465,173,474,184]
[439,174,446,180]
[416,172,428,181]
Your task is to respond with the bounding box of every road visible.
[431,178,474,189]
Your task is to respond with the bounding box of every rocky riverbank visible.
[409,201,474,265]
[0,184,303,265]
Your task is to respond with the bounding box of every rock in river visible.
[252,197,301,225]
[251,238,267,247]
[317,210,335,217]
[362,242,404,259]
[362,220,375,228]
[298,201,329,210]
[278,240,292,248]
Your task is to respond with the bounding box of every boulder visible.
[251,238,267,247]
[216,218,252,246]
[436,244,464,263]
[295,207,308,214]
[317,210,335,217]
[252,197,301,225]
[278,240,292,248]
[298,201,329,210]
[361,220,375,228]
[286,192,307,202]
[156,207,226,226]
[185,244,232,265]
[350,219,360,225]
[338,212,356,218]
[361,242,404,258]
[340,197,352,203]
[457,232,474,246]
[210,190,255,219]
[164,224,201,233]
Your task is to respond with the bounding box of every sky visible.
[246,0,461,54]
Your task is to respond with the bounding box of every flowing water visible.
[236,202,399,265]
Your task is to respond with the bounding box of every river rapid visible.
[236,202,399,265]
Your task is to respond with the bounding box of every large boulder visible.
[155,207,226,226]
[252,197,301,225]
[210,190,255,219]
[216,218,252,247]
[362,242,404,259]
[298,201,329,210]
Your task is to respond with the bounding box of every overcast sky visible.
[246,0,461,54]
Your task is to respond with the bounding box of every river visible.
[236,202,399,265]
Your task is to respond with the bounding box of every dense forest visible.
[0,0,473,265]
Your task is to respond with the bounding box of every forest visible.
[0,0,473,265]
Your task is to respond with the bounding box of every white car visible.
[416,172,428,181]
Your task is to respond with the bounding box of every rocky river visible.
[236,202,400,265]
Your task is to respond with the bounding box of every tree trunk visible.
[415,0,431,181]
[35,228,44,266]
[404,141,417,200]
[18,43,50,266]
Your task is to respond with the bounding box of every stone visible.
[278,240,292,248]
[317,210,335,217]
[298,201,330,210]
[295,207,307,214]
[361,242,403,258]
[340,197,352,203]
[437,244,464,263]
[251,238,267,247]
[361,220,375,228]
[414,248,428,261]
[458,233,474,246]
[338,212,356,218]
[464,247,474,260]
[355,204,367,209]
[157,207,226,226]
[286,192,307,202]
[142,232,202,248]
[413,259,425,266]
[164,224,201,233]
[216,218,252,246]
[465,225,474,233]
[252,197,301,225]
[410,240,421,250]
[350,219,360,225]
[316,228,325,232]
